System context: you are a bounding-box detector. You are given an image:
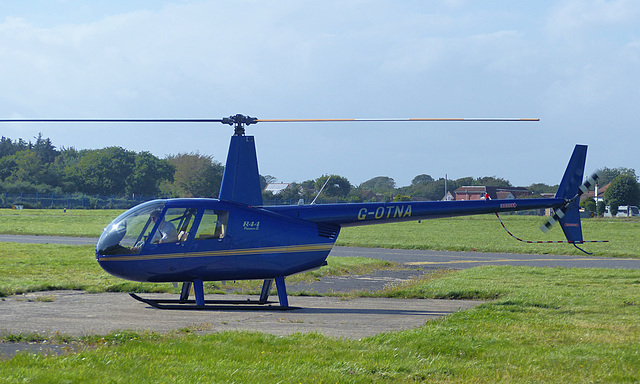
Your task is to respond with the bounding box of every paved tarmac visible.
[329,246,640,270]
[0,290,478,339]
[0,234,97,246]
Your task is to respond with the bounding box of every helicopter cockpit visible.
[96,200,229,256]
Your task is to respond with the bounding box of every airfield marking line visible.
[406,257,613,266]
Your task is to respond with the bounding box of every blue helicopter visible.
[2,115,600,309]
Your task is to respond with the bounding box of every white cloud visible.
[0,1,639,187]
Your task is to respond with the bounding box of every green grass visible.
[2,267,639,383]
[0,243,393,297]
[0,209,121,237]
[337,214,640,258]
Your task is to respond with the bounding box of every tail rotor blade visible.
[577,170,602,197]
[540,206,567,233]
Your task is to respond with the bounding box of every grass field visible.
[0,209,120,237]
[1,209,639,382]
[2,266,639,382]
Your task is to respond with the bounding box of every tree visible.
[452,176,474,189]
[298,180,317,202]
[52,147,83,192]
[66,147,136,195]
[275,182,302,203]
[359,176,396,194]
[0,155,17,181]
[0,136,29,158]
[420,178,448,200]
[411,174,434,186]
[528,183,558,195]
[165,152,224,197]
[598,167,638,186]
[604,174,640,208]
[580,196,596,213]
[32,133,59,164]
[401,177,448,200]
[315,174,352,198]
[5,150,45,184]
[473,176,511,187]
[127,152,175,196]
[393,194,411,201]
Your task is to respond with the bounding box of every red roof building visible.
[454,186,533,201]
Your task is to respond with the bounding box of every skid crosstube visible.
[129,293,296,311]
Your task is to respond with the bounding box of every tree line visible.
[579,167,640,215]
[1,135,638,208]
[0,134,222,198]
[262,174,555,204]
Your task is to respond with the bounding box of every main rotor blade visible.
[0,116,540,125]
[256,118,539,122]
[0,119,224,123]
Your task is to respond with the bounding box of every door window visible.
[194,209,229,240]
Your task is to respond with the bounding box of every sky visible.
[1,0,639,188]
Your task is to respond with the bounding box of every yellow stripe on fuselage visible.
[97,243,334,262]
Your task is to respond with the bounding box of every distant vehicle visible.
[604,205,640,217]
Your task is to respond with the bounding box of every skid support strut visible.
[193,279,205,306]
[259,279,273,303]
[259,278,289,307]
[275,277,289,307]
[179,282,192,302]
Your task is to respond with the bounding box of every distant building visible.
[264,183,292,195]
[581,182,610,204]
[454,186,533,201]
[407,192,454,202]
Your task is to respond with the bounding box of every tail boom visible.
[266,197,564,227]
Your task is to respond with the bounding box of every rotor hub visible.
[221,114,257,135]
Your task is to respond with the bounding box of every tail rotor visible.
[539,170,601,234]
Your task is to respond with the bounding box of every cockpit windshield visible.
[96,201,230,255]
[96,201,165,255]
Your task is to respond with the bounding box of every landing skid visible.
[129,277,293,310]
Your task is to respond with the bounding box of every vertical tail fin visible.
[555,145,587,243]
[540,145,587,243]
[555,145,587,201]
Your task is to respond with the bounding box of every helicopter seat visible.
[178,230,189,242]
[213,224,225,238]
